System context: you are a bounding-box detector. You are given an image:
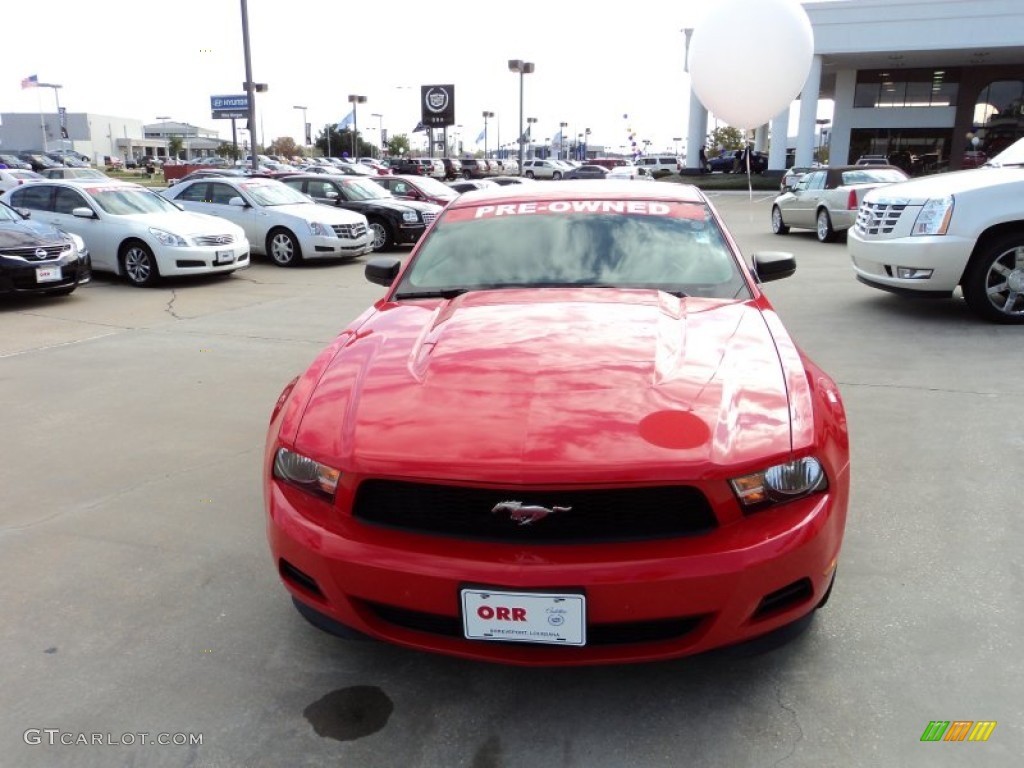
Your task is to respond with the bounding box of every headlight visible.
[273,448,341,499]
[402,210,419,223]
[309,221,333,237]
[730,457,827,510]
[149,227,188,247]
[911,196,953,236]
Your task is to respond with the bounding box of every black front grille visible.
[0,244,70,261]
[362,601,705,646]
[352,480,717,543]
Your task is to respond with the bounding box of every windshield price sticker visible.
[442,200,705,222]
[462,589,586,646]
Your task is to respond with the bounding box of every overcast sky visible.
[3,0,835,156]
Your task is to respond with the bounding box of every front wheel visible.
[552,171,562,180]
[121,241,160,287]
[525,171,535,179]
[962,234,1024,323]
[771,206,789,235]
[816,209,836,243]
[368,220,392,251]
[267,228,301,267]
[462,170,472,179]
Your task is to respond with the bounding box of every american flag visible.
[21,74,38,89]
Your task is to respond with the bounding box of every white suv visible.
[634,156,681,177]
[521,159,566,180]
[848,136,1024,323]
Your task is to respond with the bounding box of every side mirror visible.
[72,206,97,219]
[365,257,402,288]
[752,251,796,283]
[229,196,247,207]
[16,208,31,219]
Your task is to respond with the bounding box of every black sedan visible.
[0,201,90,297]
[281,175,443,251]
[563,164,610,180]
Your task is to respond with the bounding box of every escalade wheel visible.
[962,234,1024,324]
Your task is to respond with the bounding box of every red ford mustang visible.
[264,181,850,666]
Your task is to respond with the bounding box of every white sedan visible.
[1,179,250,287]
[162,177,373,266]
[0,168,44,192]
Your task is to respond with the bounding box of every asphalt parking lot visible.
[2,192,1020,768]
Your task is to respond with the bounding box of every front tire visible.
[525,171,535,179]
[771,206,790,235]
[816,209,836,243]
[121,241,160,287]
[267,228,301,267]
[962,234,1024,323]
[368,219,392,252]
[552,171,562,180]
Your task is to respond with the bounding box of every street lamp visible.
[559,121,568,160]
[36,82,65,161]
[584,128,591,161]
[482,111,494,159]
[156,115,173,163]
[527,117,538,158]
[347,94,367,158]
[371,113,384,158]
[293,105,308,151]
[508,59,535,174]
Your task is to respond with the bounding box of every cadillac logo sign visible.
[421,84,455,127]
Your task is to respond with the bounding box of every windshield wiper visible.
[393,288,471,300]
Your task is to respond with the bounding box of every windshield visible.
[985,137,1024,167]
[342,179,391,200]
[406,176,458,198]
[393,201,749,300]
[240,181,312,206]
[88,186,181,215]
[840,168,908,184]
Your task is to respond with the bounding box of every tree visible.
[387,134,410,157]
[708,126,746,153]
[268,136,300,158]
[167,135,184,160]
[218,141,241,161]
[314,126,374,159]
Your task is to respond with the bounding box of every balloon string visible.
[746,140,753,201]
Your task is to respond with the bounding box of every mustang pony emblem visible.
[492,501,571,525]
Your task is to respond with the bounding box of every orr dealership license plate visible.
[36,265,62,283]
[461,589,586,646]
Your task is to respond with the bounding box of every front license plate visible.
[215,250,234,264]
[36,265,62,283]
[462,589,586,646]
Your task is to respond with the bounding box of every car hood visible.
[0,219,67,247]
[865,167,1024,204]
[361,198,438,215]
[118,211,244,236]
[267,202,366,224]
[293,290,794,484]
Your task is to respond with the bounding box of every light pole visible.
[508,59,535,174]
[482,111,494,159]
[347,94,367,158]
[527,117,538,158]
[37,82,65,162]
[293,105,308,153]
[370,113,384,158]
[156,115,173,162]
[559,121,568,160]
[584,128,591,161]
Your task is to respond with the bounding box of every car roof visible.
[446,179,705,210]
[33,178,144,190]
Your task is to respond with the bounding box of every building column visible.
[754,124,768,153]
[796,55,823,167]
[685,89,708,172]
[769,107,790,171]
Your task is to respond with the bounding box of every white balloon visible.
[688,0,814,129]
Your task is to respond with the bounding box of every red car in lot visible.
[264,181,850,666]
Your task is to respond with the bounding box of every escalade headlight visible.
[273,448,341,499]
[402,211,419,223]
[730,457,827,510]
[149,227,188,247]
[912,196,953,236]
[309,221,333,237]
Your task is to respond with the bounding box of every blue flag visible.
[475,128,486,144]
[412,121,427,133]
[336,111,354,131]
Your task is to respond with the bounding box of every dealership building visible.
[685,0,1024,173]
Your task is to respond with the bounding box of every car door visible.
[51,186,126,272]
[204,181,268,249]
[786,170,823,228]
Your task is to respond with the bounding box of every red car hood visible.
[294,290,793,484]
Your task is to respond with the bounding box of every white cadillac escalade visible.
[847,136,1024,324]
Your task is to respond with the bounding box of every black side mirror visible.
[365,257,402,287]
[752,251,796,283]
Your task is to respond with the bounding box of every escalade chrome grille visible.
[0,244,70,261]
[193,234,236,246]
[332,222,368,239]
[352,480,718,543]
[855,201,908,236]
